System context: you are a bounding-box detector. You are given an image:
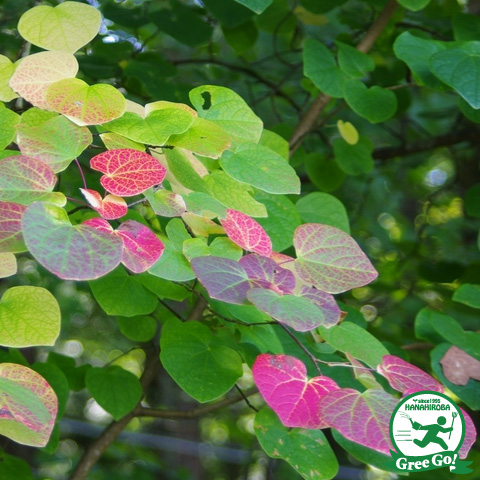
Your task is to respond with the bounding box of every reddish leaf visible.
[116,220,165,274]
[377,355,443,395]
[90,149,166,197]
[318,388,398,455]
[220,209,272,257]
[459,407,477,459]
[439,345,480,386]
[252,354,339,428]
[0,202,27,253]
[82,217,113,233]
[299,286,341,328]
[80,188,128,220]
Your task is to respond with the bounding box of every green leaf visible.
[0,452,33,480]
[333,136,374,176]
[397,0,431,11]
[165,148,208,193]
[0,106,19,150]
[0,55,18,102]
[336,41,374,78]
[0,286,60,348]
[453,283,480,309]
[209,237,243,260]
[254,192,301,252]
[139,273,190,301]
[303,38,346,98]
[259,129,289,160]
[86,366,142,420]
[305,152,345,191]
[459,97,480,123]
[205,170,267,217]
[430,42,480,108]
[296,192,350,233]
[344,79,397,123]
[118,315,157,343]
[254,408,339,480]
[18,1,102,53]
[201,0,254,28]
[220,144,300,194]
[453,13,480,41]
[89,267,158,317]
[319,322,389,368]
[47,353,90,392]
[234,0,272,14]
[465,184,480,216]
[189,85,263,149]
[100,132,145,151]
[160,319,243,402]
[222,19,258,54]
[143,188,186,217]
[182,192,227,219]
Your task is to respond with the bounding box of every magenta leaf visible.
[239,253,295,294]
[116,220,165,274]
[377,355,444,395]
[459,407,477,459]
[246,288,326,332]
[318,388,398,455]
[90,149,166,197]
[80,188,128,220]
[294,224,378,294]
[252,354,339,428]
[22,202,123,280]
[82,217,113,233]
[191,256,251,304]
[0,202,27,253]
[0,156,57,205]
[220,209,272,257]
[299,286,341,328]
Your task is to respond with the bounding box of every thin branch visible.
[289,0,398,152]
[135,387,258,419]
[158,299,186,322]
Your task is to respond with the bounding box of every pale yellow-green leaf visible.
[0,55,18,102]
[0,253,16,278]
[146,100,197,117]
[0,286,61,347]
[18,1,102,53]
[337,120,359,145]
[100,132,145,151]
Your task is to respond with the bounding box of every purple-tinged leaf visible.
[318,388,398,455]
[459,407,477,459]
[0,202,27,253]
[22,202,123,280]
[239,254,295,294]
[252,354,339,428]
[246,288,325,332]
[294,224,378,294]
[191,256,251,304]
[0,156,57,205]
[90,149,166,197]
[80,188,128,220]
[0,363,57,447]
[377,355,444,395]
[143,188,186,217]
[221,209,272,257]
[116,220,165,274]
[299,286,341,328]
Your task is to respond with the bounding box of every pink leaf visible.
[0,202,27,253]
[90,149,166,197]
[377,355,444,395]
[459,407,477,459]
[220,209,272,257]
[299,286,341,328]
[116,220,165,274]
[318,388,398,455]
[80,188,128,220]
[82,217,113,233]
[252,354,339,428]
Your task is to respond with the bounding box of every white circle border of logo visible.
[390,390,465,458]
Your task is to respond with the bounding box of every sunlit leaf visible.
[220,209,272,256]
[0,55,18,102]
[9,51,78,110]
[0,203,26,253]
[337,119,359,145]
[183,192,227,219]
[182,212,224,237]
[144,188,186,217]
[22,202,123,280]
[46,78,126,126]
[294,224,378,294]
[164,148,208,193]
[18,1,101,53]
[100,132,145,151]
[80,189,128,220]
[0,363,57,447]
[90,149,166,197]
[253,354,339,428]
[0,106,19,150]
[0,253,16,278]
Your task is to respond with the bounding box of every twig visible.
[74,158,88,190]
[158,299,186,322]
[235,385,258,412]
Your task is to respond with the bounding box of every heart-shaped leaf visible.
[90,149,166,197]
[254,408,339,480]
[45,78,126,126]
[333,136,374,176]
[294,224,378,294]
[0,253,16,278]
[0,55,18,102]
[253,354,339,428]
[220,209,272,256]
[17,1,101,53]
[0,286,60,348]
[344,79,397,123]
[0,156,57,205]
[143,188,186,217]
[377,355,444,395]
[0,202,27,253]
[336,41,375,78]
[22,202,123,280]
[17,110,92,173]
[0,363,57,447]
[85,366,142,420]
[318,388,398,455]
[9,51,78,109]
[299,286,341,327]
[191,256,251,304]
[104,108,195,146]
[80,189,127,220]
[247,288,325,331]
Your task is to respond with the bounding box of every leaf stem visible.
[74,158,88,190]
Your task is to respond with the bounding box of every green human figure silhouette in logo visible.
[408,415,453,450]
